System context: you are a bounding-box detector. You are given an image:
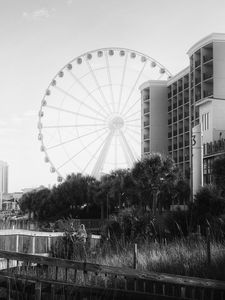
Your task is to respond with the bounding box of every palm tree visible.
[132,153,178,214]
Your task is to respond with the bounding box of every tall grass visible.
[93,238,225,280]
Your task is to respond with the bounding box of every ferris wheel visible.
[38,48,171,182]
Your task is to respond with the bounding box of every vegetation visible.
[18,152,225,281]
[19,153,189,222]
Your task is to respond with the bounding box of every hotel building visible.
[140,33,225,195]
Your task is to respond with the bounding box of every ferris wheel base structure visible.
[38,48,171,183]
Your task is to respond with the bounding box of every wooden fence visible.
[0,250,224,299]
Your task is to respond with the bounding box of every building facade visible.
[140,33,225,195]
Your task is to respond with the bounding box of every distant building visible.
[140,33,225,197]
[0,161,8,210]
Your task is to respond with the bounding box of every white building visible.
[140,33,225,197]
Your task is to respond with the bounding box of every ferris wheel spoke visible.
[91,130,115,178]
[46,105,104,122]
[115,134,118,170]
[123,130,139,158]
[118,132,133,168]
[122,97,141,118]
[55,86,106,119]
[85,59,113,115]
[46,126,107,150]
[125,118,140,123]
[125,126,141,137]
[82,137,108,173]
[119,130,136,167]
[105,52,115,112]
[43,123,105,129]
[120,61,147,115]
[125,127,141,145]
[67,69,109,117]
[127,124,141,128]
[56,129,108,171]
[124,110,140,121]
[117,52,128,113]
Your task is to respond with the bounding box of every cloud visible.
[66,0,73,5]
[22,8,54,21]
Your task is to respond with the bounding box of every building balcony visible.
[178,113,183,120]
[143,107,149,114]
[168,118,172,125]
[168,132,172,138]
[184,82,189,89]
[203,90,213,98]
[144,147,150,153]
[173,89,177,95]
[203,55,213,63]
[195,59,201,67]
[144,121,149,127]
[178,86,183,93]
[173,131,177,136]
[203,73,213,81]
[168,105,172,111]
[144,134,149,140]
[195,77,201,85]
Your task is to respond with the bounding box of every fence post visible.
[35,282,42,300]
[133,243,138,269]
[48,236,51,253]
[32,235,36,254]
[16,234,19,252]
[206,227,211,265]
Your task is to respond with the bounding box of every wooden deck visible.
[0,250,224,299]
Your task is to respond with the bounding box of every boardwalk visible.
[0,250,224,299]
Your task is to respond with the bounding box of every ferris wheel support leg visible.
[91,130,114,179]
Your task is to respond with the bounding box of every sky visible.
[1,0,225,192]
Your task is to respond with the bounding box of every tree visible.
[192,185,225,226]
[212,155,225,195]
[131,153,178,212]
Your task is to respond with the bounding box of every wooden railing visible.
[0,250,225,299]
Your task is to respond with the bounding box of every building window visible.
[202,112,209,131]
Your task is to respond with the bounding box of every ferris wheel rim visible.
[38,47,171,182]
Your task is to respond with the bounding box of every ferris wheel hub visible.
[108,116,124,130]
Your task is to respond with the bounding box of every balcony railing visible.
[144,121,149,127]
[203,139,225,156]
